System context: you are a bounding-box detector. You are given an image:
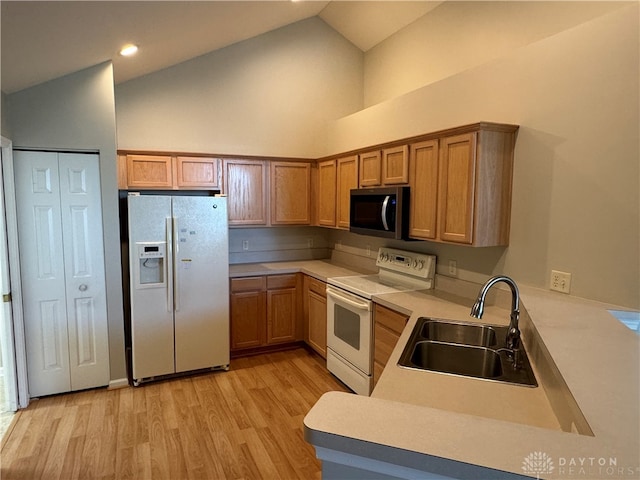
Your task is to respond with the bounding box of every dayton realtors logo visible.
[522,451,555,478]
[522,452,640,478]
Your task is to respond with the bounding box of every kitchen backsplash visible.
[229,226,330,264]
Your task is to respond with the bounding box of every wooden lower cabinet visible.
[303,275,327,358]
[373,303,409,387]
[230,277,267,350]
[266,275,299,344]
[230,274,302,356]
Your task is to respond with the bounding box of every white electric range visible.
[325,247,436,395]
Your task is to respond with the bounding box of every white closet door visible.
[14,151,109,397]
[58,153,109,391]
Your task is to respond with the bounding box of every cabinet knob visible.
[79,284,88,292]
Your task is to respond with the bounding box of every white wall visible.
[115,17,363,158]
[364,1,628,107]
[327,5,639,308]
[7,62,126,382]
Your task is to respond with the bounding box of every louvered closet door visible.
[14,151,109,397]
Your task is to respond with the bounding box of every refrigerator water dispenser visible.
[136,242,166,287]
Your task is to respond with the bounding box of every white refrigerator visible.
[128,194,229,384]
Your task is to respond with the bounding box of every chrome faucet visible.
[470,275,522,368]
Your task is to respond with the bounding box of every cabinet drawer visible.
[374,304,408,334]
[231,276,265,293]
[267,274,298,290]
[307,276,326,297]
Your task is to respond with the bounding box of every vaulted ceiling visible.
[1,1,443,94]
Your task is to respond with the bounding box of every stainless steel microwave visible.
[349,186,410,239]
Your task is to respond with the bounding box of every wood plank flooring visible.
[1,348,349,480]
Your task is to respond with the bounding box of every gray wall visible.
[7,62,126,383]
[115,17,364,158]
[1,91,10,138]
[327,4,639,308]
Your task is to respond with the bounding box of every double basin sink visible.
[398,317,537,387]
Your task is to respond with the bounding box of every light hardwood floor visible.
[1,348,349,480]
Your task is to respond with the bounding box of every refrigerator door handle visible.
[172,216,180,312]
[166,217,174,313]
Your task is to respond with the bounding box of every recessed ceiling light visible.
[119,44,138,57]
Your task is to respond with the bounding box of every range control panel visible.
[376,247,436,279]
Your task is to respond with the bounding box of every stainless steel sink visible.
[398,317,537,387]
[420,319,497,347]
[410,341,503,378]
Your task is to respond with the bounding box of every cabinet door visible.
[373,304,408,387]
[271,162,311,225]
[304,275,327,358]
[230,290,266,350]
[224,159,268,225]
[358,151,381,187]
[336,155,359,229]
[317,160,337,227]
[438,133,477,244]
[267,288,298,344]
[382,145,409,185]
[126,154,173,189]
[409,140,439,240]
[176,156,221,189]
[307,290,327,358]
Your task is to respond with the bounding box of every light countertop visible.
[229,259,373,282]
[230,260,640,478]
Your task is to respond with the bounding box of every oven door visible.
[326,286,372,375]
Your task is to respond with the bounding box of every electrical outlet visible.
[550,270,571,294]
[307,238,313,248]
[448,260,457,276]
[366,245,371,257]
[242,240,249,251]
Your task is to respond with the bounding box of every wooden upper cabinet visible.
[317,160,337,227]
[408,125,516,246]
[358,147,409,187]
[175,156,221,189]
[439,133,477,244]
[382,145,409,185]
[336,155,359,229]
[359,151,381,187]
[224,159,268,226]
[270,162,311,225]
[126,154,173,189]
[409,140,439,240]
[120,153,221,190]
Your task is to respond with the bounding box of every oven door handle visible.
[326,287,372,311]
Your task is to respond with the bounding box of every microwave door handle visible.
[381,195,391,231]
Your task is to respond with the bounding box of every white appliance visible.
[326,247,436,395]
[128,194,230,385]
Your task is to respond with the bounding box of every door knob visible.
[79,284,88,292]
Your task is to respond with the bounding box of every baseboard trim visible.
[107,378,129,390]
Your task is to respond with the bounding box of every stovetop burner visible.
[327,248,436,300]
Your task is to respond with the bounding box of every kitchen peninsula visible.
[231,260,639,479]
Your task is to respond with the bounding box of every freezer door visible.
[128,195,175,380]
[172,196,230,372]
